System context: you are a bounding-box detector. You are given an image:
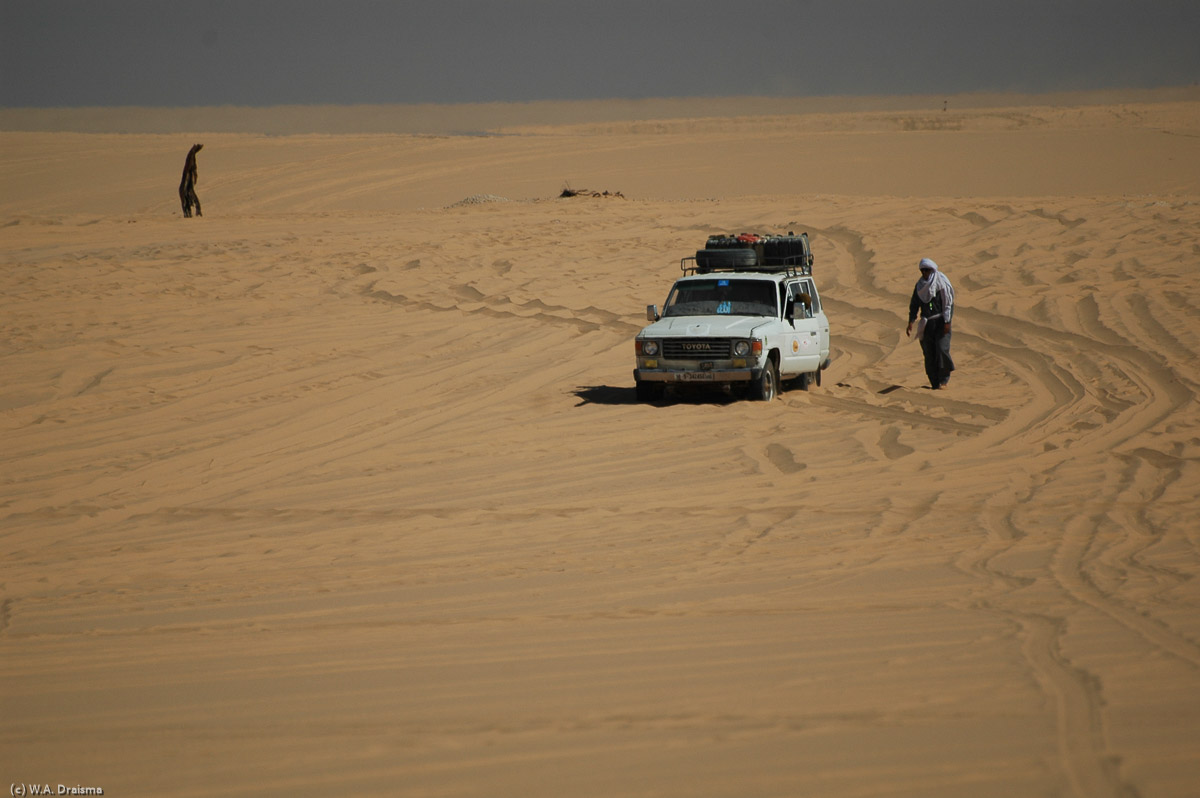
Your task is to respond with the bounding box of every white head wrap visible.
[915,258,954,320]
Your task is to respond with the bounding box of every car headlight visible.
[733,340,751,357]
[640,340,659,357]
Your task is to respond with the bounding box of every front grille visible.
[662,338,733,359]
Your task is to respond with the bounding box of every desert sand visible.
[2,91,1199,797]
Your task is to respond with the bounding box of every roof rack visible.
[679,231,814,276]
[680,257,812,276]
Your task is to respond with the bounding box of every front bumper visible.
[634,367,756,384]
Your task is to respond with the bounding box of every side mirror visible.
[784,298,796,326]
[646,304,660,322]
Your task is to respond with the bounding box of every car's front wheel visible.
[752,360,778,401]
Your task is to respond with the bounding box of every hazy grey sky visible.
[3,0,1198,107]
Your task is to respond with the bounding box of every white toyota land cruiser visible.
[634,232,831,402]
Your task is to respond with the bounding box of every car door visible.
[782,280,821,376]
[800,277,831,363]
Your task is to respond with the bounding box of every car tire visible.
[696,248,758,271]
[753,360,778,401]
[795,371,811,391]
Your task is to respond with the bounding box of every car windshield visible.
[663,278,778,318]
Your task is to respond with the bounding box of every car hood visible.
[639,315,772,338]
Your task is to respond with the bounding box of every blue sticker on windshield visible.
[718,279,730,287]
[717,301,732,314]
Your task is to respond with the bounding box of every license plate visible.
[677,372,714,382]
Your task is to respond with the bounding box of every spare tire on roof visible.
[695,248,758,271]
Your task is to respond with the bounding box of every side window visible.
[802,279,819,313]
[788,281,812,319]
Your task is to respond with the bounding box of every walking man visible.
[179,143,203,217]
[906,257,955,389]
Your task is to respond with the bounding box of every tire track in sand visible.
[363,283,640,336]
[1051,461,1200,671]
[953,483,1141,798]
[1019,613,1138,798]
[817,210,1198,797]
[820,221,1193,457]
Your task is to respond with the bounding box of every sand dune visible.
[2,93,1200,796]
